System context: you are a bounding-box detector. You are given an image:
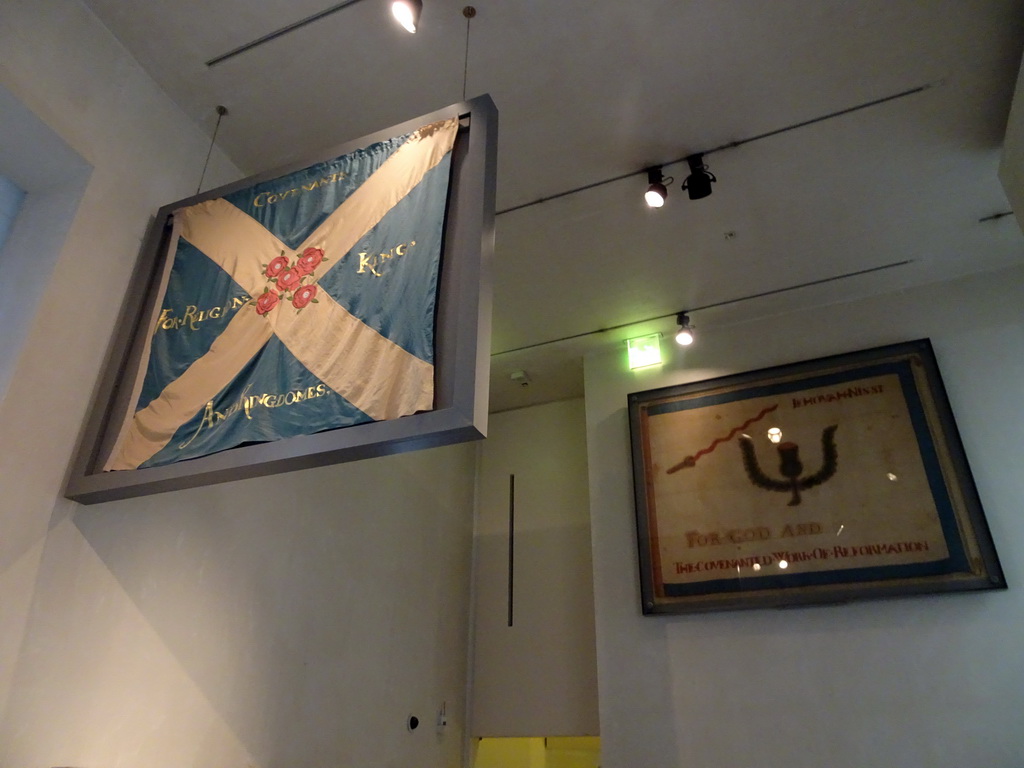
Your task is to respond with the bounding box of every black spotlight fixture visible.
[681,153,716,200]
[644,167,671,208]
[391,0,423,32]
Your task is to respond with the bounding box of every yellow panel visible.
[546,736,601,768]
[475,737,546,768]
[474,736,601,768]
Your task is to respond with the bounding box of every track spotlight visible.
[681,154,716,200]
[644,167,671,208]
[391,0,422,32]
[675,312,695,346]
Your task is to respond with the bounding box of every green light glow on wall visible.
[626,333,662,369]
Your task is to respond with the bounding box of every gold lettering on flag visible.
[105,119,458,471]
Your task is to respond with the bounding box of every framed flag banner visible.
[628,339,1005,614]
[66,96,497,504]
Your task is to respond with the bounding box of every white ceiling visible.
[82,0,1024,411]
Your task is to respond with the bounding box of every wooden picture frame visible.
[628,339,1005,614]
[66,96,497,504]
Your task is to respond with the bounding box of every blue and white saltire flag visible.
[105,119,458,470]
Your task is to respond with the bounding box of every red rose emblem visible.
[255,290,280,316]
[276,267,302,293]
[295,247,325,276]
[292,284,318,309]
[265,254,289,279]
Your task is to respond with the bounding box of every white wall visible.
[584,266,1024,768]
[0,2,476,766]
[3,446,476,767]
[472,399,599,737]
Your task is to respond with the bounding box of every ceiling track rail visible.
[497,83,935,217]
[206,0,373,67]
[491,259,914,357]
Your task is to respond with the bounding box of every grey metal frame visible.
[65,96,497,504]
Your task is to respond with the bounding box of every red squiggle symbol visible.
[666,404,779,474]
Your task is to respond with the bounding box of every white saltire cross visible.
[106,119,458,470]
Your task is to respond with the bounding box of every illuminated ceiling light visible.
[627,333,662,369]
[391,0,422,32]
[681,153,716,200]
[644,167,671,208]
[674,312,694,346]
